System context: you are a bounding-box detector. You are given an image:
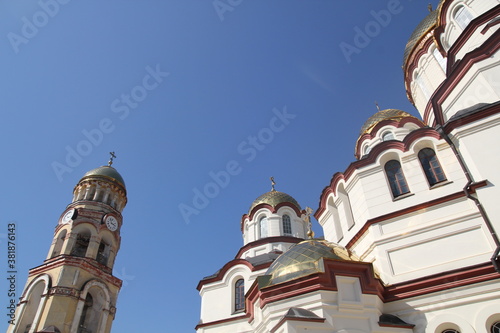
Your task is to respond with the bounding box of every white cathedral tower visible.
[196,0,500,332]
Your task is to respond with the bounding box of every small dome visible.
[249,189,301,213]
[264,239,357,285]
[81,166,125,188]
[359,109,414,136]
[403,9,439,66]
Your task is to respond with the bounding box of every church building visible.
[196,0,500,332]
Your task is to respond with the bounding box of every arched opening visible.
[96,240,110,266]
[78,287,106,333]
[385,160,410,198]
[51,230,67,258]
[382,131,394,141]
[18,281,46,333]
[71,230,91,258]
[491,321,500,333]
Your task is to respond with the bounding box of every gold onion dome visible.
[81,166,126,189]
[403,6,439,67]
[264,239,359,285]
[249,189,301,213]
[359,109,414,136]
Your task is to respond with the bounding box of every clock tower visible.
[7,159,127,333]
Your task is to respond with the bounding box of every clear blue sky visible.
[1,1,439,331]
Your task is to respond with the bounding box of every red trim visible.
[345,191,465,249]
[316,128,442,219]
[384,262,499,301]
[195,313,250,330]
[29,255,122,288]
[234,236,303,260]
[354,117,425,160]
[197,260,500,329]
[446,6,500,74]
[404,35,437,105]
[196,258,272,291]
[443,102,500,134]
[241,203,303,232]
[430,29,500,125]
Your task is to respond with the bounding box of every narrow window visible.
[234,279,245,312]
[363,145,371,156]
[52,230,67,258]
[415,72,431,99]
[97,241,110,266]
[382,131,394,141]
[433,48,447,73]
[71,231,90,258]
[259,216,268,238]
[385,160,410,197]
[454,6,473,30]
[418,148,446,186]
[491,322,500,333]
[282,215,292,236]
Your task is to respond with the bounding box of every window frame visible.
[282,214,292,236]
[418,148,447,186]
[385,160,410,198]
[234,279,245,312]
[259,216,268,238]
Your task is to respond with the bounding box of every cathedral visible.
[195,0,500,332]
[6,0,500,332]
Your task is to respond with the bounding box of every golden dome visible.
[359,109,414,136]
[81,166,125,188]
[249,189,300,213]
[264,239,357,285]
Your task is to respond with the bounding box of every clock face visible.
[105,215,118,231]
[61,209,76,224]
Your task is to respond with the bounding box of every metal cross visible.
[270,177,276,191]
[108,152,116,166]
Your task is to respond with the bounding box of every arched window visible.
[52,230,67,258]
[418,148,446,186]
[96,241,110,266]
[385,160,410,197]
[433,48,447,73]
[454,6,473,30]
[363,145,371,156]
[71,231,90,258]
[382,131,394,141]
[18,281,46,332]
[491,322,500,333]
[282,215,292,236]
[415,72,431,99]
[234,279,245,312]
[442,330,460,333]
[259,216,268,238]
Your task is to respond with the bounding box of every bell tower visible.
[8,155,127,333]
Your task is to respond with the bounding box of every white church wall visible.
[440,53,500,122]
[384,279,500,332]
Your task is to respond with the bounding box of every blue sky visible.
[1,1,439,331]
